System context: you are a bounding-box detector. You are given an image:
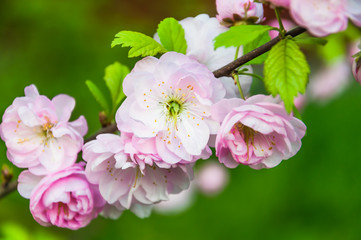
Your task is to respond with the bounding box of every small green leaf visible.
[264,38,310,113]
[243,32,271,65]
[85,80,110,113]
[104,62,129,108]
[214,25,275,49]
[111,31,167,58]
[157,17,187,54]
[294,37,327,46]
[352,51,361,59]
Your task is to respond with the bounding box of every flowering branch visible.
[0,26,307,201]
[213,26,307,78]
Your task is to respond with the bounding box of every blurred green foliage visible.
[1,0,361,239]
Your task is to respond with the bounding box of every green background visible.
[1,0,361,239]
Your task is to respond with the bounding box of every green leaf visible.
[294,37,327,46]
[352,51,361,59]
[104,62,129,108]
[85,80,110,113]
[157,17,187,54]
[264,38,310,113]
[243,31,271,65]
[111,31,167,58]
[214,25,275,49]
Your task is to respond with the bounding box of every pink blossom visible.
[17,163,105,230]
[346,0,361,27]
[155,14,253,98]
[293,94,306,111]
[179,14,253,98]
[82,133,193,218]
[216,0,264,25]
[153,183,196,215]
[0,85,87,175]
[267,0,290,8]
[116,52,225,164]
[290,0,361,37]
[353,55,361,84]
[308,58,351,101]
[211,95,306,169]
[196,162,229,196]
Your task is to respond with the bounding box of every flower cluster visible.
[0,85,104,230]
[82,51,306,218]
[0,0,316,230]
[218,0,361,37]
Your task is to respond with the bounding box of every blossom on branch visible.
[179,14,253,98]
[82,133,193,218]
[155,14,253,98]
[212,95,306,169]
[290,0,361,37]
[0,85,87,175]
[216,0,264,25]
[17,163,105,230]
[116,52,225,164]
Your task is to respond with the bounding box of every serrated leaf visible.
[85,80,110,113]
[264,38,310,113]
[294,37,327,46]
[111,31,167,58]
[104,62,129,108]
[157,17,187,54]
[243,32,271,65]
[214,25,275,49]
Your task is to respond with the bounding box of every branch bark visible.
[0,26,307,200]
[0,181,18,199]
[213,26,306,78]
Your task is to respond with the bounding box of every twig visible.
[0,181,17,199]
[0,26,307,200]
[85,123,118,143]
[212,26,306,78]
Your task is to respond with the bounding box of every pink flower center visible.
[57,202,69,217]
[234,122,255,161]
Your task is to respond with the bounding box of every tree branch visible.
[0,26,307,200]
[213,26,306,78]
[85,123,119,143]
[0,181,17,199]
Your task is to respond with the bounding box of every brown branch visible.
[0,26,307,200]
[0,181,17,199]
[212,26,307,78]
[85,123,118,143]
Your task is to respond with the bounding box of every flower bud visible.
[216,0,264,26]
